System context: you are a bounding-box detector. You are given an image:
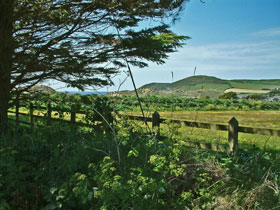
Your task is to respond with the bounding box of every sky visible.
[58,0,280,92]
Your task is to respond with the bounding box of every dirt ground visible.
[224,88,270,94]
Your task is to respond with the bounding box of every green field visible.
[229,80,280,90]
[157,111,280,128]
[180,83,231,91]
[125,110,280,151]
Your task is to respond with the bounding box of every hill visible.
[29,85,56,94]
[134,75,280,98]
[107,75,280,98]
[141,75,230,90]
[141,75,280,92]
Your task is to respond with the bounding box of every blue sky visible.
[59,0,280,92]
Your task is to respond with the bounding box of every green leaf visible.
[159,186,166,194]
[88,191,94,200]
[127,148,139,157]
[50,187,58,195]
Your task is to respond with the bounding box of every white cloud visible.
[144,39,280,74]
[251,27,280,37]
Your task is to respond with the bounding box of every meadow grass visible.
[124,110,280,128]
[164,126,280,151]
[8,108,87,123]
[124,111,280,151]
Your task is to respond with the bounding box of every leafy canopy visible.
[11,0,189,93]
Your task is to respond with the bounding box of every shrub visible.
[246,94,263,100]
[219,92,238,99]
[269,89,280,96]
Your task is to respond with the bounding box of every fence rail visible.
[8,103,91,127]
[8,103,280,155]
[126,114,280,137]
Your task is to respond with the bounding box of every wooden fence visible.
[8,103,280,155]
[126,112,280,154]
[8,102,90,127]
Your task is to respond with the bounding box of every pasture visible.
[125,111,280,151]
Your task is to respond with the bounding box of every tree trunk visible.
[0,0,14,131]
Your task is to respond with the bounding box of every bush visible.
[269,89,280,96]
[246,94,263,100]
[1,121,279,209]
[218,92,238,99]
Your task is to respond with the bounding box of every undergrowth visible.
[0,120,279,209]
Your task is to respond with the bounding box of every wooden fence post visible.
[30,103,34,129]
[228,117,238,157]
[47,103,52,125]
[16,99,19,126]
[152,111,160,137]
[71,105,76,123]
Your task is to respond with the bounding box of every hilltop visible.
[141,75,230,91]
[29,85,56,94]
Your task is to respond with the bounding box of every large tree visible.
[0,0,15,130]
[0,0,188,129]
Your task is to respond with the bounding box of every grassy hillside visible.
[141,75,280,92]
[179,83,231,91]
[172,75,229,88]
[229,80,280,90]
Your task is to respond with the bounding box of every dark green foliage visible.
[84,97,115,134]
[111,95,280,112]
[246,94,263,100]
[0,121,279,209]
[9,0,188,93]
[219,92,238,99]
[4,93,280,208]
[12,93,280,117]
[0,0,14,130]
[269,89,280,96]
[1,0,189,129]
